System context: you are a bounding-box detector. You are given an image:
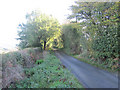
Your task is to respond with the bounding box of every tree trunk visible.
[76,16,78,23]
[44,41,46,50]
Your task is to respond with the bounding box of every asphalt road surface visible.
[55,51,119,88]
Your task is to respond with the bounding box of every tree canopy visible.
[17,10,61,50]
[61,2,119,70]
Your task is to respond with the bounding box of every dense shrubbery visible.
[62,23,83,54]
[9,52,83,88]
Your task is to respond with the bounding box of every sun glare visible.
[0,0,75,49]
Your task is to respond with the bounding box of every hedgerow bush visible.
[9,52,83,88]
[2,48,43,88]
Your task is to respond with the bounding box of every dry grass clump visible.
[2,48,43,88]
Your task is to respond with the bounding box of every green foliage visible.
[73,55,119,72]
[62,23,83,54]
[49,81,70,88]
[62,2,119,71]
[9,52,83,88]
[35,59,44,64]
[92,24,119,59]
[17,10,61,50]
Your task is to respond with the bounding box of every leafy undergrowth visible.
[9,52,83,88]
[73,55,119,73]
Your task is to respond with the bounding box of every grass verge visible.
[72,55,118,73]
[9,51,83,88]
[59,48,119,73]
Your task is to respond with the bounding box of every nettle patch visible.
[9,52,83,88]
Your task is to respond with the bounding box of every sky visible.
[0,0,75,49]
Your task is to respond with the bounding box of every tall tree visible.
[63,1,119,69]
[17,10,61,50]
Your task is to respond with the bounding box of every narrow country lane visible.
[55,51,119,88]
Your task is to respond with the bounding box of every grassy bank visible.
[72,54,119,73]
[2,48,43,88]
[59,48,119,73]
[9,51,83,88]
